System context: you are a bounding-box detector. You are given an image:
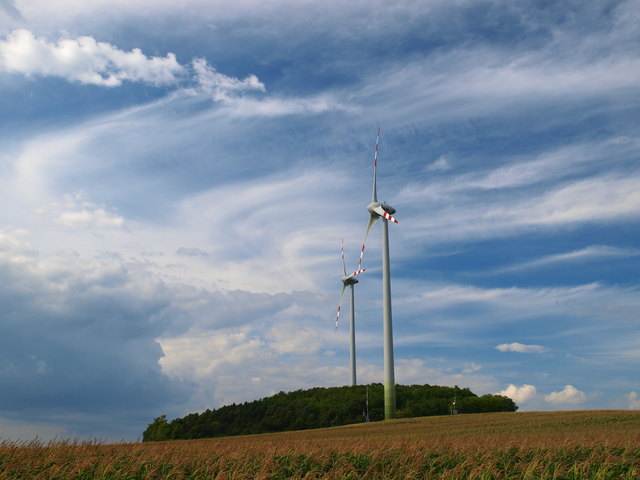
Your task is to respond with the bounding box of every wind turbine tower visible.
[336,239,365,386]
[359,128,399,420]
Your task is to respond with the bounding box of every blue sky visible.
[1,0,639,441]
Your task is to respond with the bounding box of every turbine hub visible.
[367,201,380,215]
[342,275,359,285]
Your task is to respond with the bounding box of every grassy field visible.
[1,410,639,479]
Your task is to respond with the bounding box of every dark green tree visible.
[142,384,518,442]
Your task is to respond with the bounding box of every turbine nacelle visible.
[367,201,396,216]
[341,274,359,286]
[336,239,366,331]
[381,203,396,215]
[358,133,399,271]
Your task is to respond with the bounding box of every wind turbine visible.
[335,239,365,387]
[358,128,399,420]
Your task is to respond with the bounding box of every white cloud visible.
[159,329,270,382]
[463,138,639,192]
[625,391,640,409]
[158,327,335,410]
[36,193,124,229]
[403,282,601,314]
[527,175,640,226]
[462,362,482,374]
[0,29,185,86]
[545,385,587,405]
[0,29,342,118]
[359,32,640,124]
[57,208,123,228]
[402,174,640,244]
[393,358,498,394]
[223,94,346,117]
[190,57,264,100]
[427,156,451,172]
[498,384,538,404]
[495,342,548,354]
[494,245,640,273]
[266,321,323,355]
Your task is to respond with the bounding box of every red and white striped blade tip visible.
[382,211,398,223]
[352,268,366,276]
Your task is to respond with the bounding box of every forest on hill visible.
[143,383,517,441]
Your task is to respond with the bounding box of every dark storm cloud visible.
[0,234,191,437]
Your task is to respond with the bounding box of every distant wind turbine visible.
[335,239,365,387]
[358,128,399,420]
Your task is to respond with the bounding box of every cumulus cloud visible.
[0,231,189,438]
[191,57,264,100]
[393,358,498,394]
[158,327,333,410]
[496,342,548,354]
[498,384,538,404]
[545,385,587,405]
[36,193,124,229]
[625,392,640,409]
[159,329,270,382]
[266,321,323,355]
[426,156,451,172]
[0,29,342,119]
[57,208,124,228]
[188,58,339,115]
[0,29,185,86]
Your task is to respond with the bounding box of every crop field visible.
[1,410,639,479]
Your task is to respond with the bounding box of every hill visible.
[142,383,517,441]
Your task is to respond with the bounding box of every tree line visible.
[143,383,517,441]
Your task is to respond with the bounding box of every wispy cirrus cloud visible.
[493,245,640,273]
[401,173,640,244]
[495,343,548,354]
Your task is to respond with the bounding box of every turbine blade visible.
[352,268,366,277]
[372,128,380,203]
[359,214,379,269]
[373,205,398,223]
[383,211,398,223]
[341,238,347,276]
[335,283,348,330]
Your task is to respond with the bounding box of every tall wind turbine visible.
[336,239,365,386]
[358,128,399,420]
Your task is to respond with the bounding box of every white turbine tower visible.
[358,128,399,420]
[335,239,365,387]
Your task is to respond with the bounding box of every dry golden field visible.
[2,410,639,479]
